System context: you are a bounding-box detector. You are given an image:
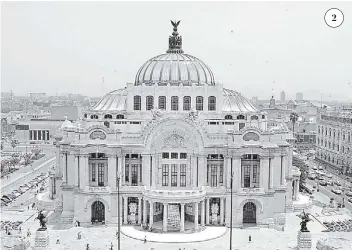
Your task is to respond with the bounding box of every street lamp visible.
[229,159,233,250]
[117,174,121,250]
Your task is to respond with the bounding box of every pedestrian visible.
[86,243,90,250]
[144,235,147,243]
[110,242,113,250]
[18,227,22,234]
[28,205,30,210]
[56,236,60,244]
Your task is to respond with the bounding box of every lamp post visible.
[117,174,121,250]
[230,163,233,250]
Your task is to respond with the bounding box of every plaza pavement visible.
[1,206,343,250]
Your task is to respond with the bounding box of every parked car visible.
[319,166,324,170]
[348,198,352,203]
[11,192,21,198]
[318,176,324,181]
[319,181,327,186]
[13,189,24,195]
[327,180,334,186]
[332,189,342,195]
[313,166,318,170]
[326,174,333,178]
[345,191,352,197]
[337,202,342,208]
[334,181,341,186]
[7,194,16,200]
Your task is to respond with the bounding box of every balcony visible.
[238,187,265,195]
[82,186,112,194]
[143,186,206,203]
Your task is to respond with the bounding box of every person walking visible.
[144,235,147,244]
[56,236,60,244]
[86,243,90,250]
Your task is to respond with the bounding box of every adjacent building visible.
[280,91,286,103]
[296,92,303,102]
[49,22,298,232]
[315,108,352,173]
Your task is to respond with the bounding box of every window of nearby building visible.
[183,96,191,111]
[162,152,169,159]
[162,164,169,186]
[171,152,178,159]
[171,96,179,111]
[98,163,104,186]
[219,165,223,184]
[180,153,187,159]
[146,96,154,110]
[90,114,98,119]
[180,164,186,187]
[134,96,141,110]
[208,96,216,111]
[237,115,245,120]
[91,163,96,182]
[210,165,217,187]
[251,115,258,120]
[253,165,258,184]
[196,96,203,111]
[125,164,129,182]
[158,96,166,110]
[131,164,138,186]
[84,114,87,118]
[171,164,177,186]
[104,121,110,128]
[243,165,250,188]
[104,114,112,119]
[225,115,233,120]
[116,114,124,119]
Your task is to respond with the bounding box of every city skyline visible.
[2,2,352,102]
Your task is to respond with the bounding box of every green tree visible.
[290,112,299,134]
[293,156,309,184]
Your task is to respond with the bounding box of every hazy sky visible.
[2,1,352,102]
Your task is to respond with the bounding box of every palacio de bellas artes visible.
[49,21,301,233]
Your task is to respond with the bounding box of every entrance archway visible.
[243,202,256,224]
[91,201,105,222]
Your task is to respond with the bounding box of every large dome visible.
[92,88,127,111]
[135,53,215,86]
[135,21,215,86]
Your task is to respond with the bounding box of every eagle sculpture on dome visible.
[171,20,180,28]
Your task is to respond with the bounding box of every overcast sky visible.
[2,1,352,102]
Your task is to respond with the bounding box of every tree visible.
[293,156,309,185]
[32,147,42,160]
[1,141,3,151]
[290,112,299,134]
[11,139,18,152]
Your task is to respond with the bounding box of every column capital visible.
[180,202,185,206]
[138,197,142,201]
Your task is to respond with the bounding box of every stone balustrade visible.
[143,187,206,202]
[238,187,265,195]
[83,186,112,193]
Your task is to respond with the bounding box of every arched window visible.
[134,96,141,110]
[251,115,258,120]
[262,115,265,119]
[116,114,124,119]
[196,96,203,111]
[90,114,98,119]
[171,96,179,111]
[104,121,110,128]
[104,114,112,119]
[237,115,245,120]
[183,96,191,111]
[84,114,87,118]
[208,96,216,111]
[225,115,233,120]
[146,96,154,110]
[158,96,166,110]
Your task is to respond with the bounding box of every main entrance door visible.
[243,202,256,224]
[91,201,105,222]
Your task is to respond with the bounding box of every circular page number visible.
[325,8,344,28]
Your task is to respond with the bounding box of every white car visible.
[326,174,333,178]
[319,166,324,170]
[332,189,342,195]
[345,191,352,197]
[313,166,318,170]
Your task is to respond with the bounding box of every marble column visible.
[281,156,287,186]
[205,198,210,225]
[220,198,224,225]
[180,203,185,232]
[121,154,125,185]
[295,180,299,200]
[151,155,156,188]
[201,200,205,226]
[269,158,274,189]
[163,203,168,232]
[259,157,264,188]
[108,156,117,190]
[143,199,147,224]
[149,201,154,227]
[138,197,142,224]
[287,179,293,201]
[123,196,128,224]
[74,155,79,187]
[194,202,199,230]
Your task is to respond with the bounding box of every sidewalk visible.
[1,156,55,190]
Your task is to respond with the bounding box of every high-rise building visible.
[280,91,286,103]
[296,92,303,102]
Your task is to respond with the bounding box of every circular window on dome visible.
[243,132,260,141]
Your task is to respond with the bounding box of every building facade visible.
[315,109,352,174]
[50,22,296,232]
